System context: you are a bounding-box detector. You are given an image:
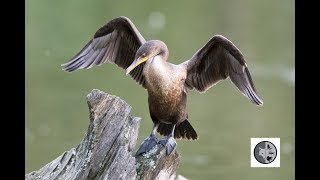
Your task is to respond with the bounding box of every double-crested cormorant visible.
[62,16,263,156]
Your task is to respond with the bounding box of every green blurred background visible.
[26,0,294,179]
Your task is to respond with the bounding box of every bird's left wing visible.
[182,35,263,105]
[61,16,147,88]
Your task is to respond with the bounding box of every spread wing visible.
[182,35,263,105]
[61,16,147,88]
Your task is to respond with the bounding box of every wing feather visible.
[182,35,263,105]
[61,16,147,88]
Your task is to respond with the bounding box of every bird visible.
[61,16,263,156]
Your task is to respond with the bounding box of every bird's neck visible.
[144,56,185,95]
[144,55,171,88]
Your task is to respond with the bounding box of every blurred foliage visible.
[26,0,294,179]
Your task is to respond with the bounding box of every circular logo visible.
[254,141,277,164]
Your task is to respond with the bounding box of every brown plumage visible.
[62,16,263,155]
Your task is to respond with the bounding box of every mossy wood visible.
[25,89,180,180]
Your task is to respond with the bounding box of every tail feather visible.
[157,120,198,140]
[157,123,171,135]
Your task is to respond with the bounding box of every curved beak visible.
[125,56,149,75]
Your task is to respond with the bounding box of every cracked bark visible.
[25,89,180,180]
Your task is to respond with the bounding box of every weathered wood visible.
[136,146,180,180]
[25,89,181,180]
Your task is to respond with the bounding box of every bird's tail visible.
[157,120,198,140]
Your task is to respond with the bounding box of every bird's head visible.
[126,40,168,75]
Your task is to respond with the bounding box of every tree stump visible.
[25,89,180,180]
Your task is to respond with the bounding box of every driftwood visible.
[25,89,181,180]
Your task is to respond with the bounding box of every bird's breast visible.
[144,57,187,120]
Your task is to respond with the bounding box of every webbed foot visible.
[135,134,158,156]
[159,136,177,155]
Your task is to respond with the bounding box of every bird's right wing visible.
[61,16,147,88]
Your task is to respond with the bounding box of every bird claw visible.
[135,135,158,156]
[159,136,177,155]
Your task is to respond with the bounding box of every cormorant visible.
[62,16,263,156]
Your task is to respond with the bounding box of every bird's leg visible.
[135,123,159,156]
[159,124,177,155]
